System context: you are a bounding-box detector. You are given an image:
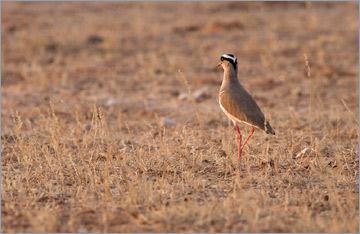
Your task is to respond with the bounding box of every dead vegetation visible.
[1,2,359,232]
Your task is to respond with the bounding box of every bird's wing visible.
[219,89,268,131]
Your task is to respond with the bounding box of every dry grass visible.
[1,2,359,233]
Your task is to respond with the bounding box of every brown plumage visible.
[219,77,275,134]
[217,54,275,162]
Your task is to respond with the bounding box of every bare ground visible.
[1,2,359,232]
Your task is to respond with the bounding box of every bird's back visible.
[219,82,275,135]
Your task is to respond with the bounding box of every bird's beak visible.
[217,62,222,67]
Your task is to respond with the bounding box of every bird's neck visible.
[222,69,241,87]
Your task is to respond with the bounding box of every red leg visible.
[235,125,242,162]
[240,125,255,151]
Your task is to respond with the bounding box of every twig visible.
[303,53,313,145]
[341,99,359,126]
[178,70,202,129]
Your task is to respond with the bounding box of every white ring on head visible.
[221,54,237,64]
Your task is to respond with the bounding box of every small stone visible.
[106,99,121,106]
[178,93,189,100]
[193,89,210,102]
[160,118,177,127]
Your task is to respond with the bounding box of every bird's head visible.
[217,54,238,71]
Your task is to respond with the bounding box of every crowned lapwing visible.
[217,54,275,163]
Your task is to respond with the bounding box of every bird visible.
[217,54,275,163]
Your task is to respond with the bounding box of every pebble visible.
[160,118,177,127]
[178,88,210,102]
[178,93,189,100]
[106,99,121,106]
[193,89,210,102]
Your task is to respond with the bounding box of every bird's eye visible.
[220,57,224,61]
